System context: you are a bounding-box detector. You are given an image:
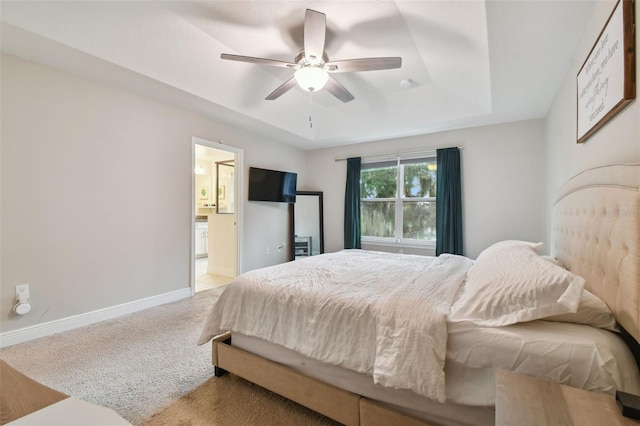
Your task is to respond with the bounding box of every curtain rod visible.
[334,146,463,162]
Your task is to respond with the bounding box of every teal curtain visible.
[344,157,361,249]
[436,148,463,255]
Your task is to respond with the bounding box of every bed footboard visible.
[214,337,359,425]
[360,399,435,426]
[211,336,435,426]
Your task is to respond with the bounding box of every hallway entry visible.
[193,138,243,293]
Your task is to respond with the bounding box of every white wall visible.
[6,1,633,337]
[0,54,306,333]
[305,119,547,259]
[545,0,640,241]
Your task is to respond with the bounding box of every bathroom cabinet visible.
[195,221,208,258]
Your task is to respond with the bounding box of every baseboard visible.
[0,288,191,348]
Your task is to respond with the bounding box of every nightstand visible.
[495,369,636,425]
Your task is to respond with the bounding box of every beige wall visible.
[304,119,547,259]
[0,54,306,333]
[544,0,640,240]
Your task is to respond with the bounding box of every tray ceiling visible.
[0,1,596,150]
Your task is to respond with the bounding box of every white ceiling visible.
[0,1,597,150]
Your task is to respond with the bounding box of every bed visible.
[198,163,640,425]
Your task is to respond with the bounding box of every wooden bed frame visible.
[211,163,640,426]
[211,332,430,426]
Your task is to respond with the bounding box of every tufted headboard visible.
[552,163,640,343]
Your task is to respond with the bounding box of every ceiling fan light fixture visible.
[294,66,329,92]
[220,9,400,103]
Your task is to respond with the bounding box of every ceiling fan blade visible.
[325,57,402,73]
[304,9,326,61]
[221,53,296,69]
[265,77,297,100]
[324,76,355,103]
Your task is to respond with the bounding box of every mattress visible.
[231,319,640,426]
[199,250,473,402]
[445,320,640,405]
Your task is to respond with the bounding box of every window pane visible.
[361,166,397,199]
[403,162,437,198]
[362,200,395,237]
[402,201,436,240]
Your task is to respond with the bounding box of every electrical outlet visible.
[16,284,30,300]
[266,246,270,255]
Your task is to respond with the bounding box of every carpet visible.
[0,286,344,425]
[0,286,236,423]
[141,373,338,426]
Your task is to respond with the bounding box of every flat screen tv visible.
[248,167,297,203]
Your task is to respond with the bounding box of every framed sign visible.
[577,0,636,144]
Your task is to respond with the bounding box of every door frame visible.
[191,136,244,295]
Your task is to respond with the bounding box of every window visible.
[360,156,437,246]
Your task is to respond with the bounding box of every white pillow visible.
[449,243,585,326]
[479,239,544,256]
[536,256,618,331]
[544,289,618,331]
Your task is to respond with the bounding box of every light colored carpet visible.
[0,287,224,424]
[0,286,335,425]
[142,373,337,425]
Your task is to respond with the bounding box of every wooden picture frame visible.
[576,0,636,144]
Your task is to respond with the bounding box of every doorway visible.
[192,137,243,294]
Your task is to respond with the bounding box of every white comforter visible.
[198,249,473,402]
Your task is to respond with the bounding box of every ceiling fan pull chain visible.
[309,90,313,128]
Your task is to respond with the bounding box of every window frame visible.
[360,154,436,249]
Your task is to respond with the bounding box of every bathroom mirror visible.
[216,160,234,214]
[288,191,324,260]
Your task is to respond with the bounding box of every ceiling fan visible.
[220,9,402,103]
